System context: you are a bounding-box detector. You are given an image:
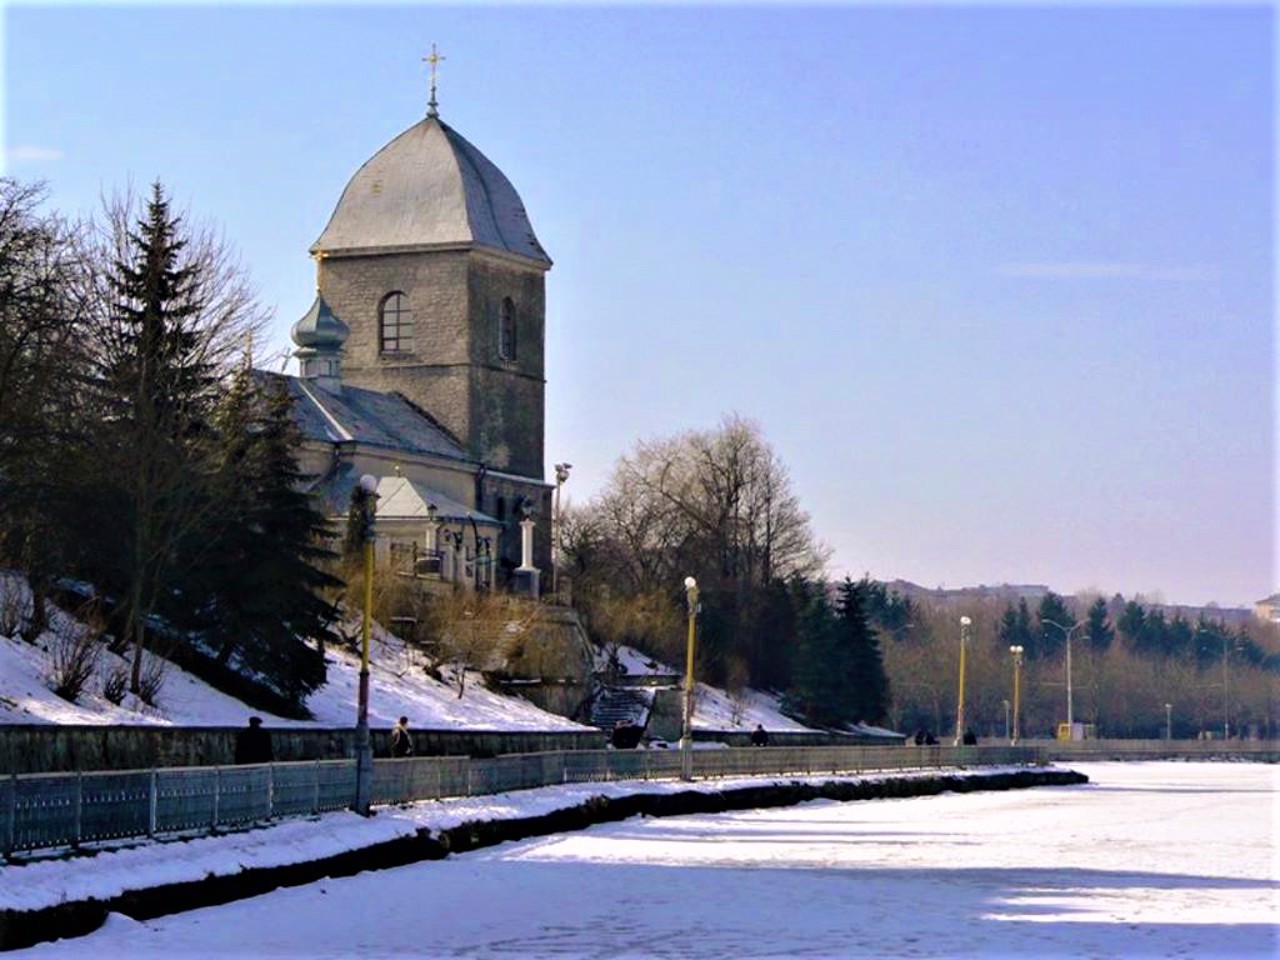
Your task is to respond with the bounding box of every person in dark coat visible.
[235,716,273,764]
[750,724,769,747]
[390,716,414,757]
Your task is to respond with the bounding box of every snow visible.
[0,576,809,734]
[4,762,1275,958]
[6,575,1274,955]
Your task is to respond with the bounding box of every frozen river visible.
[15,761,1277,959]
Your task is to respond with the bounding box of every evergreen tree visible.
[1036,592,1075,659]
[1166,615,1194,659]
[188,369,339,708]
[786,580,845,727]
[1117,600,1146,648]
[752,577,799,691]
[837,578,889,724]
[1136,608,1168,657]
[89,182,220,692]
[998,599,1039,660]
[1084,597,1113,653]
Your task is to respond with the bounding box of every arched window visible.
[499,297,517,361]
[380,292,413,353]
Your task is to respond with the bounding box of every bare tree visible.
[0,180,94,632]
[426,589,536,698]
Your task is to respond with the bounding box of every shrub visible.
[49,618,101,703]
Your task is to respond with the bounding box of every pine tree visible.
[998,599,1039,660]
[190,369,338,708]
[1117,600,1146,648]
[1084,597,1113,653]
[753,577,798,692]
[91,182,220,692]
[1036,592,1075,659]
[838,578,890,724]
[785,580,845,726]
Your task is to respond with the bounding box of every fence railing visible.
[5,740,1274,856]
[3,744,1034,856]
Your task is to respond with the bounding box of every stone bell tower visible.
[309,99,552,482]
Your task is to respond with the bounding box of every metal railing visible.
[3,744,1029,856]
[5,740,1273,856]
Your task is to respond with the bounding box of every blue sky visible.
[4,3,1273,607]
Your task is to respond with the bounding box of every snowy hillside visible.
[0,573,813,734]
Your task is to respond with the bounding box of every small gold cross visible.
[423,43,446,118]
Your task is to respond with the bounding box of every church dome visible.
[290,293,349,349]
[311,116,551,267]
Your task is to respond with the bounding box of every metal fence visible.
[3,744,1032,856]
[4,740,1274,856]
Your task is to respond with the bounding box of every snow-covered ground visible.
[7,762,1276,958]
[0,574,806,734]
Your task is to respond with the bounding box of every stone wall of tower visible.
[467,255,546,480]
[318,249,546,479]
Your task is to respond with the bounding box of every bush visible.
[0,578,28,638]
[48,616,101,703]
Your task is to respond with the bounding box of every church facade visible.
[269,102,555,593]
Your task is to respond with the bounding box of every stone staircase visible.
[589,686,653,731]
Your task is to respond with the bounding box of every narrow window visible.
[499,297,517,361]
[380,292,413,353]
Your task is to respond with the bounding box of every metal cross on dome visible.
[423,43,446,118]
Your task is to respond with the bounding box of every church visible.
[267,82,556,595]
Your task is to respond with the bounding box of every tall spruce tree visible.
[92,182,218,691]
[1035,592,1075,659]
[998,599,1036,655]
[189,368,338,708]
[786,580,845,726]
[82,181,266,696]
[1084,597,1114,653]
[839,578,890,724]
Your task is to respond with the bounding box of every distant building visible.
[1254,593,1280,623]
[267,94,554,593]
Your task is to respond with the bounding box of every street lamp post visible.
[1042,618,1086,740]
[680,576,699,780]
[1222,634,1231,740]
[354,474,378,815]
[1165,702,1173,741]
[552,462,571,600]
[954,616,971,746]
[1009,644,1024,745]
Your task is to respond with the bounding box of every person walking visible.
[235,716,274,764]
[390,716,414,757]
[750,724,769,747]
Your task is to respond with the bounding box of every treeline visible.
[871,588,1276,739]
[563,416,889,728]
[0,178,338,713]
[565,418,1277,738]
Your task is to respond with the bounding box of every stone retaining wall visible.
[0,725,607,775]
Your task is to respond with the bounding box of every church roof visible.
[311,116,551,267]
[291,293,348,349]
[261,372,469,461]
